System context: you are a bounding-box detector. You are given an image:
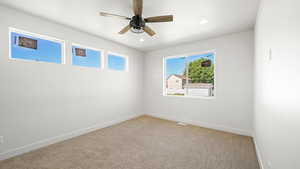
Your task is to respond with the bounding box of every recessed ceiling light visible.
[139,38,144,42]
[200,18,208,25]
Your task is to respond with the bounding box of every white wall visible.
[254,0,300,169]
[144,30,254,136]
[0,5,144,159]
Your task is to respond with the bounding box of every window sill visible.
[162,94,216,99]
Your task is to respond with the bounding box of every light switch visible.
[266,48,272,62]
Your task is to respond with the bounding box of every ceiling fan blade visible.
[133,0,143,16]
[119,25,131,34]
[143,26,156,36]
[99,12,131,20]
[145,15,173,23]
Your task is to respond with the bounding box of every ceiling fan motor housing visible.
[130,15,145,31]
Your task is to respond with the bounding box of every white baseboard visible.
[253,136,265,169]
[146,113,252,137]
[0,113,142,161]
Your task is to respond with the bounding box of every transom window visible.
[9,28,65,64]
[72,44,102,68]
[9,28,130,72]
[107,53,128,71]
[164,52,215,98]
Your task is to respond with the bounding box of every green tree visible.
[185,58,214,84]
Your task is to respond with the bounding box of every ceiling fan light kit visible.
[130,15,145,33]
[99,0,173,37]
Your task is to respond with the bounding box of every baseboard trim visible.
[253,136,265,169]
[0,113,142,161]
[146,113,252,137]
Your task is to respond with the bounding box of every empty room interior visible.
[0,0,299,169]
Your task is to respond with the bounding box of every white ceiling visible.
[0,0,260,52]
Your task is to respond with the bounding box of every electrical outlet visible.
[177,122,187,126]
[0,136,3,144]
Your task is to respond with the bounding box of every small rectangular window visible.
[107,53,128,71]
[72,44,102,68]
[164,52,215,98]
[9,28,65,64]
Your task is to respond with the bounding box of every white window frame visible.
[106,51,129,72]
[71,43,104,69]
[9,27,66,64]
[163,50,216,99]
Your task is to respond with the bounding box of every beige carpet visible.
[0,116,259,169]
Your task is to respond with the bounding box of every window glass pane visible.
[11,32,63,64]
[72,46,101,68]
[108,54,126,71]
[186,53,215,97]
[165,57,186,96]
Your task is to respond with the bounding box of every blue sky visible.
[166,57,186,77]
[108,54,126,71]
[166,53,215,77]
[11,32,62,63]
[72,46,101,68]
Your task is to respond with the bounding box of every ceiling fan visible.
[99,0,173,36]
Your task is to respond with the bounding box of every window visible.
[107,53,128,71]
[164,52,215,98]
[72,44,102,68]
[9,28,65,64]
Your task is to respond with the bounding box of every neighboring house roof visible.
[167,74,190,80]
[184,83,214,89]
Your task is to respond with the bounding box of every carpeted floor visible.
[0,116,259,169]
